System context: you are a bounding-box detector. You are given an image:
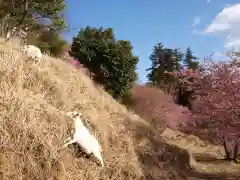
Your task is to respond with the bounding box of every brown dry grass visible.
[0,39,239,180]
[0,39,143,180]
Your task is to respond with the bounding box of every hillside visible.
[0,39,239,180]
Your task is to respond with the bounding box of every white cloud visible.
[225,39,240,48]
[192,16,201,26]
[203,3,240,50]
[213,51,228,58]
[212,51,232,61]
[214,51,224,57]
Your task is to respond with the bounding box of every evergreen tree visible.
[183,47,199,70]
[0,0,67,56]
[147,43,183,87]
[70,26,138,100]
[146,43,164,85]
[0,0,66,34]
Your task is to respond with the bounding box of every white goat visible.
[62,110,104,167]
[23,45,42,63]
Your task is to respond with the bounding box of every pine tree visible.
[183,47,199,70]
[146,43,182,88]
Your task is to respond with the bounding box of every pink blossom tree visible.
[166,59,240,162]
[192,60,240,161]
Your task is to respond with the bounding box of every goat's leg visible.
[93,150,104,167]
[58,138,77,151]
[63,138,77,148]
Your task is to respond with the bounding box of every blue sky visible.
[62,0,240,83]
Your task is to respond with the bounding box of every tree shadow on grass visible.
[125,119,240,180]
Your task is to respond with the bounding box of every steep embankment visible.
[0,39,239,180]
[0,39,144,180]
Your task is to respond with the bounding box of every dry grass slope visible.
[0,39,144,180]
[0,39,239,180]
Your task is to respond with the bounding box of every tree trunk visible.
[18,0,28,29]
[223,135,232,160]
[233,139,239,162]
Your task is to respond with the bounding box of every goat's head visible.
[66,110,82,119]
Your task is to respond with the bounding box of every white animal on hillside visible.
[61,110,104,167]
[23,45,42,62]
